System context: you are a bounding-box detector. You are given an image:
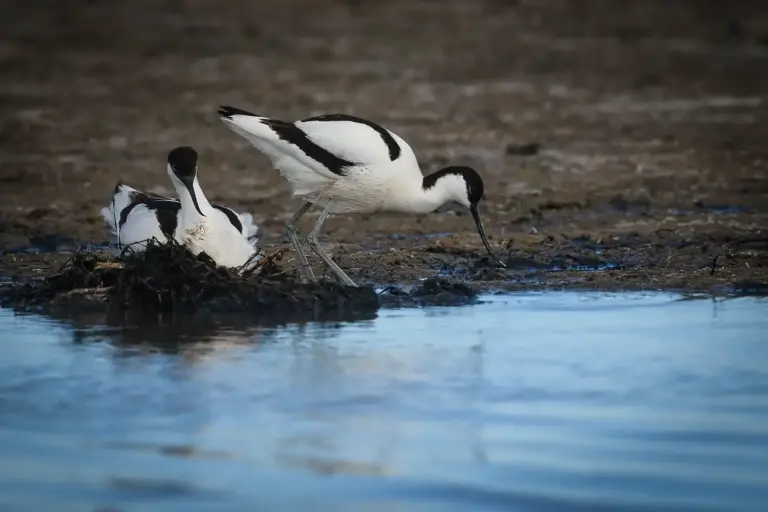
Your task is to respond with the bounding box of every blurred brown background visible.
[1,0,767,254]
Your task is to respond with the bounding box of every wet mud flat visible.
[1,0,767,304]
[351,215,768,296]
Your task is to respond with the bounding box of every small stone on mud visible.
[379,278,478,307]
[470,267,508,281]
[414,278,475,297]
[0,233,32,252]
[27,208,52,220]
[608,194,652,213]
[505,142,540,156]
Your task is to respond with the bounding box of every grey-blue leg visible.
[305,200,357,287]
[286,201,315,282]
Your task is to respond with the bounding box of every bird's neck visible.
[388,178,452,213]
[179,179,214,221]
[394,171,465,214]
[403,180,449,213]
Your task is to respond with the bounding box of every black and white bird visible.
[217,106,506,287]
[100,146,261,271]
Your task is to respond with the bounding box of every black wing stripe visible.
[213,204,243,234]
[263,118,354,176]
[141,200,180,239]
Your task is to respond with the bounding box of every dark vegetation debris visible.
[0,240,380,319]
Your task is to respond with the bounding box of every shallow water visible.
[1,292,767,511]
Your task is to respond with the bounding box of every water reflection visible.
[1,292,767,511]
[39,309,379,363]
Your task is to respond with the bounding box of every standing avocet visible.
[100,146,261,271]
[217,105,506,287]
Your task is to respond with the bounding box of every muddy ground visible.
[1,0,767,296]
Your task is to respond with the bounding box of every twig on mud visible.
[710,253,721,276]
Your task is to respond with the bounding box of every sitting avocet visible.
[217,105,506,287]
[100,146,261,271]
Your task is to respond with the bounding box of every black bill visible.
[470,205,506,268]
[180,175,206,217]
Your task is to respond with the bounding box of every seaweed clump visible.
[0,239,380,320]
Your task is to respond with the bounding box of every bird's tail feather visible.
[101,182,139,240]
[237,212,261,246]
[217,105,284,143]
[218,105,259,118]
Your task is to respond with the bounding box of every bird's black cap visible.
[167,146,198,177]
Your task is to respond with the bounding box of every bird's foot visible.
[305,237,358,288]
[298,265,316,283]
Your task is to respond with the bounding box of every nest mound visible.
[1,240,380,319]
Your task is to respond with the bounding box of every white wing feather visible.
[221,115,337,193]
[295,119,408,166]
[235,212,260,245]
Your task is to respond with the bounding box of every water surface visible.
[1,292,767,511]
